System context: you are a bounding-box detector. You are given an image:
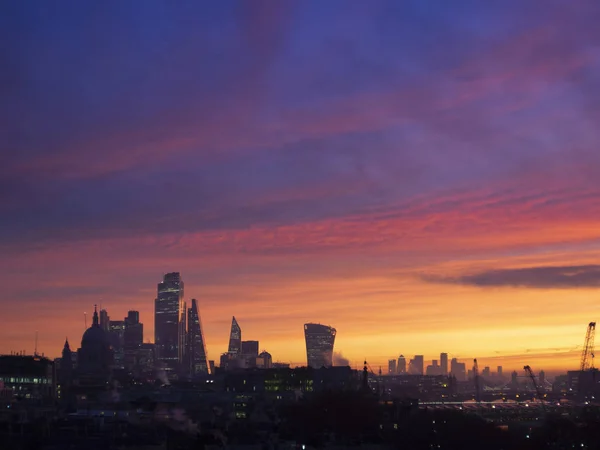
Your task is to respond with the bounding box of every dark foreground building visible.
[304,323,336,368]
[0,354,55,403]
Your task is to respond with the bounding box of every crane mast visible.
[580,322,596,371]
[524,365,546,412]
[473,359,481,403]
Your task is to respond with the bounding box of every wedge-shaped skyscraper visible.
[228,316,242,355]
[187,299,210,375]
[304,323,336,368]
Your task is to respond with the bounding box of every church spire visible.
[92,304,99,326]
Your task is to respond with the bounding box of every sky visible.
[1,0,600,373]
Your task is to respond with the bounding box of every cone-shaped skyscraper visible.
[228,316,242,355]
[187,299,210,375]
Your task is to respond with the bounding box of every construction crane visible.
[580,322,596,371]
[472,359,481,403]
[362,360,379,394]
[523,365,546,412]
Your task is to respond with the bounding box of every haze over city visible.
[2,0,600,374]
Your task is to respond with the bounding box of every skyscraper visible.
[124,310,143,372]
[108,320,125,369]
[388,359,397,375]
[241,340,259,356]
[155,272,185,374]
[440,352,448,376]
[409,355,424,375]
[228,316,242,356]
[100,309,110,332]
[187,299,210,375]
[397,355,407,374]
[450,358,467,381]
[304,323,336,368]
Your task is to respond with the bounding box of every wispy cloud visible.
[423,265,600,289]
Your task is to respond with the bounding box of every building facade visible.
[155,272,185,374]
[228,316,242,356]
[124,310,143,372]
[187,298,210,375]
[241,340,259,357]
[304,323,336,369]
[397,355,407,374]
[440,353,448,376]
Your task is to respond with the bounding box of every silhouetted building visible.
[304,323,336,368]
[388,359,397,374]
[0,354,56,403]
[57,339,74,404]
[497,366,503,378]
[187,299,210,375]
[397,355,407,374]
[258,351,273,369]
[155,272,185,375]
[77,306,113,391]
[137,343,155,376]
[124,311,143,372]
[482,366,490,378]
[228,316,242,356]
[511,370,518,389]
[209,360,215,374]
[242,340,259,356]
[220,353,231,371]
[450,358,466,381]
[409,355,424,375]
[426,360,441,376]
[99,309,110,332]
[440,353,448,375]
[539,370,546,388]
[108,319,125,369]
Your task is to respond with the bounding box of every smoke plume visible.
[333,351,350,366]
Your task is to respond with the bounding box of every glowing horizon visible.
[1,1,600,375]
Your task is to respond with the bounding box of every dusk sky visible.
[2,0,600,371]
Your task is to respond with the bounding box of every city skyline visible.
[0,269,596,373]
[2,1,600,374]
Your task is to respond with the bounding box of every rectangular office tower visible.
[187,299,210,375]
[304,323,336,368]
[155,272,185,374]
[241,340,259,356]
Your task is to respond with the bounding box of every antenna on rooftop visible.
[34,330,38,356]
[84,312,87,329]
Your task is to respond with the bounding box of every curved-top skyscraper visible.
[304,323,336,368]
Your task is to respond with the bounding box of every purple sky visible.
[1,0,600,369]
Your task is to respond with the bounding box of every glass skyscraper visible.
[304,323,336,368]
[228,316,242,355]
[155,272,185,374]
[187,298,210,375]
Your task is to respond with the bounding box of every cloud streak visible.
[423,265,600,289]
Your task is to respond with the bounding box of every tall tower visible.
[187,299,210,375]
[100,309,110,332]
[124,311,143,372]
[397,355,407,374]
[155,272,185,374]
[304,323,336,368]
[228,316,242,356]
[440,352,448,376]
